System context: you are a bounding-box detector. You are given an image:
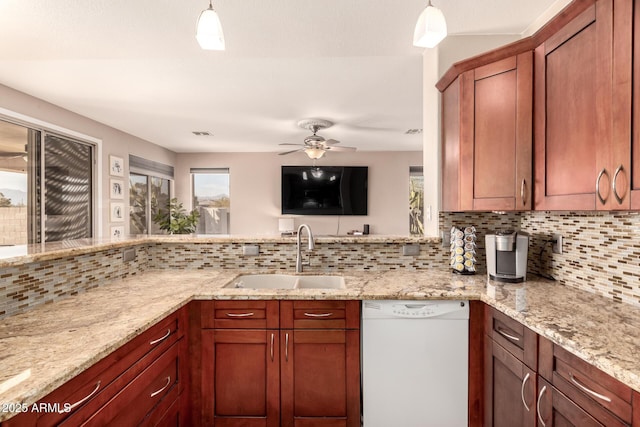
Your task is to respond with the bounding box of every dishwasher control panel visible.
[362,300,468,320]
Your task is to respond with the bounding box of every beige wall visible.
[0,83,176,238]
[175,151,422,236]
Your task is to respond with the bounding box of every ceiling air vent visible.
[192,131,212,136]
[405,129,423,135]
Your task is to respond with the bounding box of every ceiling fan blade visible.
[325,146,356,152]
[323,139,340,145]
[278,149,304,156]
[279,143,304,146]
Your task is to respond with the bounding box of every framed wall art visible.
[110,178,124,199]
[110,202,124,222]
[109,155,124,177]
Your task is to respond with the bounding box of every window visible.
[410,166,424,236]
[0,119,95,245]
[191,168,230,234]
[129,155,172,235]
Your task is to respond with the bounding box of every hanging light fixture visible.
[196,0,225,50]
[413,0,447,48]
[304,147,326,160]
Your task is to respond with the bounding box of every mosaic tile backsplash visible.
[1,210,639,318]
[442,211,640,306]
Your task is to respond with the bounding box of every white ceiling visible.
[0,0,560,154]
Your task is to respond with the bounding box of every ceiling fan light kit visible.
[196,0,225,50]
[278,118,357,159]
[413,0,448,48]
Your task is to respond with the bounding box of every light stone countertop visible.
[0,268,639,421]
[0,235,439,268]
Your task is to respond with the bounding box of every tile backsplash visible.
[1,210,639,318]
[442,211,640,306]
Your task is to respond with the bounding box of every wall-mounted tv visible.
[281,166,368,215]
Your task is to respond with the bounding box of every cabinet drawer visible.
[281,301,360,329]
[484,306,537,369]
[36,309,184,426]
[539,337,632,427]
[66,340,181,426]
[201,300,279,329]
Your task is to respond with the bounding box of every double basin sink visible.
[224,274,345,290]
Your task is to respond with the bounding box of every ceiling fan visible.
[279,118,356,159]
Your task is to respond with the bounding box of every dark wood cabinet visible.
[441,52,533,212]
[201,329,280,427]
[534,0,615,210]
[539,336,632,427]
[484,306,538,427]
[279,300,360,427]
[200,300,360,427]
[611,0,640,209]
[485,338,537,427]
[536,377,605,427]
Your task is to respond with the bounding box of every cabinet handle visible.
[596,168,609,205]
[226,312,254,317]
[303,312,333,318]
[521,372,531,412]
[270,333,274,361]
[59,381,101,413]
[537,385,547,427]
[496,327,520,342]
[569,372,612,403]
[612,164,625,205]
[520,179,527,207]
[150,376,171,398]
[149,329,171,346]
[285,333,289,362]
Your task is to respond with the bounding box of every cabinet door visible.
[484,339,537,427]
[462,53,533,211]
[280,329,360,427]
[201,329,280,427]
[441,52,533,212]
[534,0,613,210]
[537,378,604,427]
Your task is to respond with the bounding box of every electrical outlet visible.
[123,248,136,263]
[242,245,260,256]
[552,234,563,254]
[440,230,450,248]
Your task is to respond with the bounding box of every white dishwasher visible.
[362,300,469,427]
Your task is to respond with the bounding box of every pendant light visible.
[413,0,447,48]
[196,0,225,50]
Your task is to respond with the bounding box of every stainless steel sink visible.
[224,274,345,290]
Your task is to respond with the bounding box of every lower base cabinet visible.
[200,300,360,427]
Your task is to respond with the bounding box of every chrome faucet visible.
[296,224,315,273]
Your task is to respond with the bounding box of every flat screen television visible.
[281,166,368,215]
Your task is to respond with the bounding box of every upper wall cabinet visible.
[441,52,533,212]
[534,0,616,210]
[613,0,640,209]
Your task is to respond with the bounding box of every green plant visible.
[152,198,200,234]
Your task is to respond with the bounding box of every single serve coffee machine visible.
[485,231,529,283]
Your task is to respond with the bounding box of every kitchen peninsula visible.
[1,236,640,425]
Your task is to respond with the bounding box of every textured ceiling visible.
[0,0,561,154]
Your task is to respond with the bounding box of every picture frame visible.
[109,155,124,177]
[110,226,124,239]
[110,178,124,199]
[110,202,124,222]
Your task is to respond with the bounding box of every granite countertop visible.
[0,235,439,268]
[0,268,639,421]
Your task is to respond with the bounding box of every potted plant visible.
[152,198,200,234]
